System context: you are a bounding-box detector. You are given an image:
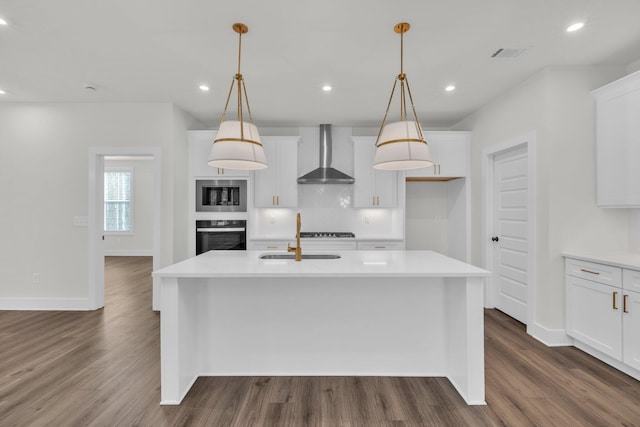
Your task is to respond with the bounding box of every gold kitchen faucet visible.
[287,212,302,261]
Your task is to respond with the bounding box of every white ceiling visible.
[1,0,640,128]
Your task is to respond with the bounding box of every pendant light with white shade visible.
[208,23,267,170]
[373,23,433,171]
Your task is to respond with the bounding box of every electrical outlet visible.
[32,273,40,284]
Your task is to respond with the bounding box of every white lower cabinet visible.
[301,240,357,251]
[249,240,289,251]
[357,241,404,250]
[566,275,622,359]
[565,257,640,378]
[623,290,640,370]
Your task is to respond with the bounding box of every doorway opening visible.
[88,148,162,310]
[482,132,536,330]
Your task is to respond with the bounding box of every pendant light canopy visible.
[373,23,433,171]
[208,23,267,170]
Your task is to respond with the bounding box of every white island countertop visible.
[152,249,490,279]
[154,249,490,407]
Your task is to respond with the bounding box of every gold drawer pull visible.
[613,291,618,310]
[580,269,600,275]
[624,294,629,313]
[266,245,277,249]
[375,246,386,249]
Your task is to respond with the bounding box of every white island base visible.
[153,250,490,406]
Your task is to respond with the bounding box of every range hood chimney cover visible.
[297,124,355,184]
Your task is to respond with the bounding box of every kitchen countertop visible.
[563,252,640,270]
[153,250,490,279]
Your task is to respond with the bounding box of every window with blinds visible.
[104,169,133,233]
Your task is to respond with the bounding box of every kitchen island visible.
[152,250,491,405]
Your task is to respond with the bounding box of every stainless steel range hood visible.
[297,124,355,184]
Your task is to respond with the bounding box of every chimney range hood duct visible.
[297,124,355,184]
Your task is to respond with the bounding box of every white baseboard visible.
[103,250,153,257]
[0,298,91,311]
[574,341,640,381]
[528,322,574,347]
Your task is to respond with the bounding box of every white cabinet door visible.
[405,132,469,179]
[566,276,622,360]
[188,130,250,177]
[353,137,397,208]
[623,290,640,370]
[253,137,299,208]
[593,70,640,207]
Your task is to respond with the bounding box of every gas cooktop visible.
[300,232,356,238]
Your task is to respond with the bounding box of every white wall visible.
[0,103,202,308]
[453,65,630,331]
[405,182,448,252]
[103,158,154,256]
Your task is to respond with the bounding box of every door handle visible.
[491,236,499,242]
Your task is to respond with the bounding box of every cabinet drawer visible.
[249,241,289,251]
[357,241,404,250]
[624,269,640,293]
[565,258,622,287]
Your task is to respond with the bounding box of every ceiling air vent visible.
[491,47,528,59]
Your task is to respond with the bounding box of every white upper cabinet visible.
[188,130,250,177]
[593,70,640,207]
[254,136,299,208]
[405,131,470,179]
[352,137,397,208]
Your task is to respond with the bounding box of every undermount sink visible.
[259,253,341,260]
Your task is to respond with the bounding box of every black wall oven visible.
[196,179,247,212]
[196,220,247,254]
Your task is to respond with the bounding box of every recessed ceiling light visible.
[445,85,456,92]
[199,85,210,92]
[566,22,584,32]
[0,18,8,26]
[322,85,332,92]
[0,89,6,95]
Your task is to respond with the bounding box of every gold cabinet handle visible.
[375,245,385,249]
[613,291,618,310]
[580,268,600,275]
[376,196,380,206]
[373,195,376,206]
[624,294,629,313]
[266,245,277,249]
[272,195,275,206]
[276,195,280,206]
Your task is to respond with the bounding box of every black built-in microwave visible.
[195,179,247,212]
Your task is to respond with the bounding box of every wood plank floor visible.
[1,256,640,426]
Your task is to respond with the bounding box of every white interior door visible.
[492,146,529,323]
